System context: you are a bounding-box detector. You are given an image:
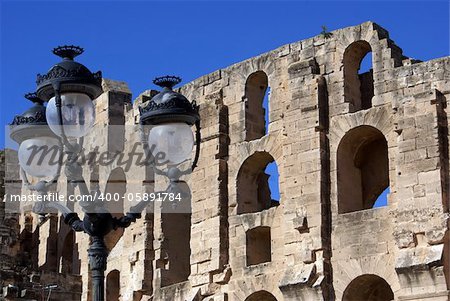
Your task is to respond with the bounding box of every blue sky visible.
[1,1,449,203]
[1,0,448,140]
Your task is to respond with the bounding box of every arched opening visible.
[160,212,191,286]
[104,168,126,251]
[244,71,269,141]
[245,290,277,301]
[59,231,79,274]
[237,152,280,215]
[343,274,394,301]
[246,226,271,266]
[337,126,389,213]
[106,269,120,301]
[343,40,374,112]
[160,181,191,287]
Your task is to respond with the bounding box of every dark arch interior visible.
[343,274,394,301]
[59,230,79,274]
[343,40,374,112]
[106,269,120,301]
[237,151,279,214]
[244,71,269,141]
[160,181,192,287]
[337,126,389,213]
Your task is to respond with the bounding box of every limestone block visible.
[102,78,131,94]
[212,266,232,284]
[395,244,444,270]
[191,248,212,264]
[292,207,308,232]
[288,59,319,78]
[200,283,221,297]
[425,218,448,244]
[279,263,316,287]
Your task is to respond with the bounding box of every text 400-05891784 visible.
[93,192,183,202]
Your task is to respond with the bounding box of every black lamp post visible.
[9,46,200,301]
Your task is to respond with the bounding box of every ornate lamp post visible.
[9,93,67,222]
[9,46,200,301]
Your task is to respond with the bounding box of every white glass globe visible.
[148,123,194,165]
[46,93,95,138]
[18,137,61,178]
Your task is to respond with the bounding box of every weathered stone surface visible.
[395,244,444,270]
[1,21,449,301]
[279,264,316,287]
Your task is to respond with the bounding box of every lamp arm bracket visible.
[32,200,75,223]
[63,212,85,232]
[114,212,141,229]
[65,163,100,213]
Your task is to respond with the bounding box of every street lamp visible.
[9,92,68,222]
[10,93,61,179]
[139,75,201,177]
[37,46,100,140]
[8,46,201,301]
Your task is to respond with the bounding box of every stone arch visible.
[343,40,374,112]
[233,281,283,301]
[336,22,402,71]
[334,22,404,111]
[329,106,393,142]
[328,106,395,213]
[245,290,278,301]
[333,257,401,300]
[337,125,389,213]
[236,151,280,214]
[104,167,126,251]
[244,70,269,141]
[106,269,120,301]
[342,274,394,301]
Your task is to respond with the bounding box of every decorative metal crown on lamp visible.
[34,45,103,139]
[139,76,201,170]
[10,93,56,144]
[36,45,103,101]
[10,93,61,178]
[139,76,200,125]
